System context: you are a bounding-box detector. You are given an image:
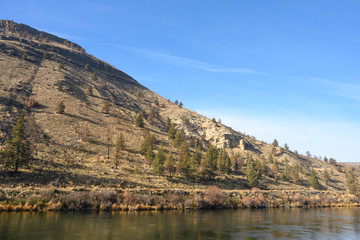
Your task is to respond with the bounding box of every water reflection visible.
[0,208,359,239]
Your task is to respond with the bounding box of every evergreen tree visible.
[168,123,176,139]
[140,131,156,155]
[152,148,166,176]
[281,160,291,182]
[232,152,242,173]
[309,168,321,190]
[217,147,231,174]
[135,112,145,128]
[165,118,171,131]
[174,129,185,147]
[292,169,301,185]
[272,139,279,147]
[284,143,289,150]
[272,158,279,179]
[323,169,331,184]
[260,157,269,177]
[346,169,359,195]
[201,143,217,179]
[178,102,183,108]
[145,146,155,163]
[246,157,259,187]
[164,152,176,177]
[188,145,202,176]
[91,72,98,81]
[56,80,63,91]
[1,111,31,172]
[86,85,93,96]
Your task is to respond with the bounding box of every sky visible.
[1,0,360,162]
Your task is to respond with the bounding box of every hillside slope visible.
[0,20,356,193]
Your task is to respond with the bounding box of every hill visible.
[0,20,359,209]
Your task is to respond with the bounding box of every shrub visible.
[28,98,39,108]
[204,186,227,208]
[56,80,63,91]
[57,63,64,70]
[43,51,50,59]
[56,101,65,114]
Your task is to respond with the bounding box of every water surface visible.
[1,208,360,239]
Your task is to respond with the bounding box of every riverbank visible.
[0,186,359,211]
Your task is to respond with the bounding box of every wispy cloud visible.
[310,77,360,101]
[114,45,266,75]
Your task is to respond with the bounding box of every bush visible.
[204,186,227,208]
[56,101,65,114]
[28,98,39,108]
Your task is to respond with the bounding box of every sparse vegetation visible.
[56,101,65,114]
[1,111,31,172]
[0,20,357,213]
[56,80,63,91]
[102,100,111,114]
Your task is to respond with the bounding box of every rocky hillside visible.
[0,20,356,192]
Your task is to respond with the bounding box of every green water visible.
[0,208,359,239]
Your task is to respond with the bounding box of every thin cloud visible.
[114,45,266,75]
[310,77,360,101]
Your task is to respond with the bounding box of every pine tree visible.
[114,133,125,169]
[164,152,176,177]
[174,129,185,147]
[292,169,301,185]
[165,118,171,131]
[272,139,279,147]
[56,80,63,91]
[201,143,217,179]
[309,168,321,190]
[217,147,231,174]
[246,157,259,187]
[1,111,31,172]
[152,148,166,176]
[272,158,279,179]
[86,85,93,96]
[91,72,98,81]
[145,146,155,163]
[232,152,242,173]
[346,169,358,195]
[168,123,176,139]
[135,113,144,128]
[140,131,156,155]
[188,145,202,176]
[323,169,331,184]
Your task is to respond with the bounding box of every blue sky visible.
[2,0,360,162]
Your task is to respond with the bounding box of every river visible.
[1,208,359,239]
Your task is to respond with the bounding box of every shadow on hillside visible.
[65,113,99,125]
[0,169,145,188]
[167,175,247,190]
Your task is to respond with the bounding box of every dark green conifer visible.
[2,111,31,172]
